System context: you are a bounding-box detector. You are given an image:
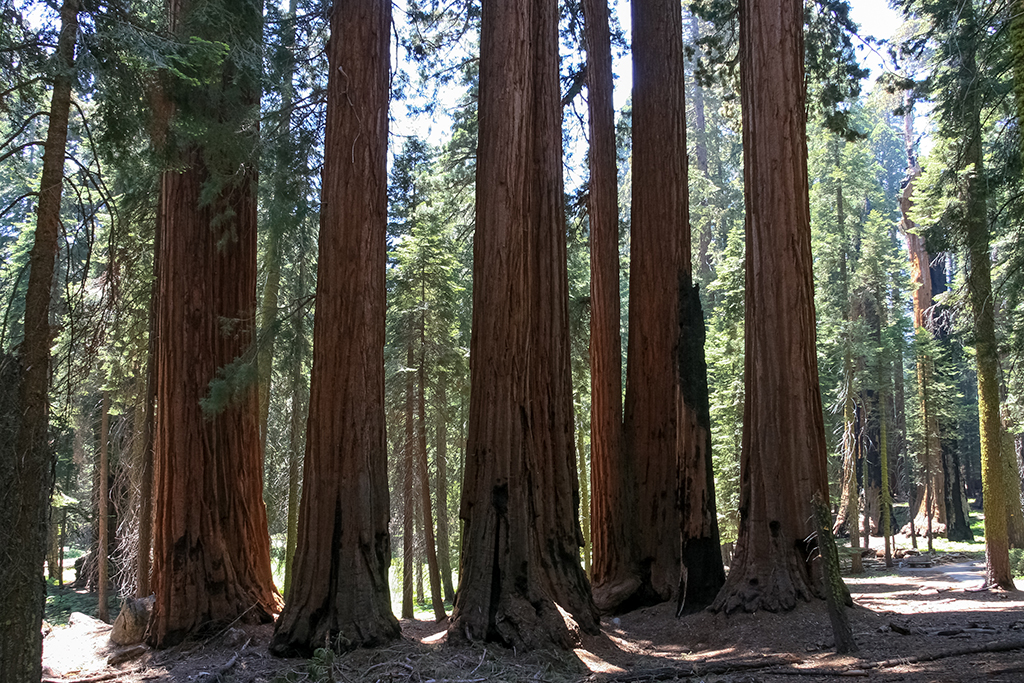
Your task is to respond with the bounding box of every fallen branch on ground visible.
[600,655,802,682]
[764,637,1024,677]
[42,667,146,683]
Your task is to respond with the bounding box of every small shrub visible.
[1010,548,1024,578]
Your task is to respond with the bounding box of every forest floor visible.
[41,548,1024,683]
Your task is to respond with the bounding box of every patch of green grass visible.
[926,511,986,559]
[45,584,119,626]
[1009,548,1024,578]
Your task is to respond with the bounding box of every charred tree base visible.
[592,575,644,614]
[593,571,671,616]
[448,593,595,651]
[678,537,727,615]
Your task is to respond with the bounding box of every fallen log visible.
[601,655,801,681]
[764,637,1024,677]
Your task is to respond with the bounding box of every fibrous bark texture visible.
[448,0,598,649]
[711,0,837,614]
[584,0,637,612]
[1,2,77,679]
[618,0,723,612]
[270,0,400,655]
[150,151,279,645]
[149,0,279,647]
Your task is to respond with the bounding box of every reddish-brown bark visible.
[448,0,598,649]
[149,141,280,644]
[620,0,723,611]
[711,0,836,614]
[584,0,638,612]
[269,0,399,654]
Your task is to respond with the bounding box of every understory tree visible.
[1,0,79,679]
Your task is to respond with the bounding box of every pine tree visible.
[1,1,79,678]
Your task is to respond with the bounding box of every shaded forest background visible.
[3,0,1024,673]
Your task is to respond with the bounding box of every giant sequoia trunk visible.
[270,0,400,654]
[583,0,638,612]
[899,99,950,536]
[150,154,279,645]
[0,2,77,679]
[447,0,598,649]
[620,0,723,612]
[149,0,279,648]
[711,0,838,614]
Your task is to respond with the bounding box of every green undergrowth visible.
[1009,549,1024,578]
[45,582,120,626]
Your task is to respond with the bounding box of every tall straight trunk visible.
[901,98,946,533]
[892,311,908,501]
[98,392,111,622]
[258,236,282,454]
[958,9,1013,588]
[418,362,446,620]
[402,345,416,618]
[135,159,161,599]
[149,0,279,647]
[448,0,598,649]
[623,0,723,612]
[414,496,425,605]
[258,0,299,456]
[150,151,279,644]
[712,0,840,614]
[833,176,859,541]
[270,0,399,654]
[434,373,455,601]
[577,421,591,576]
[876,286,893,567]
[282,249,308,601]
[282,364,303,599]
[583,0,636,611]
[863,298,884,537]
[282,249,307,600]
[835,352,861,547]
[1,2,77,679]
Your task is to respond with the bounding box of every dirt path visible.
[42,561,1024,683]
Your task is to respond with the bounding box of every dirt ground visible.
[42,555,1024,683]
